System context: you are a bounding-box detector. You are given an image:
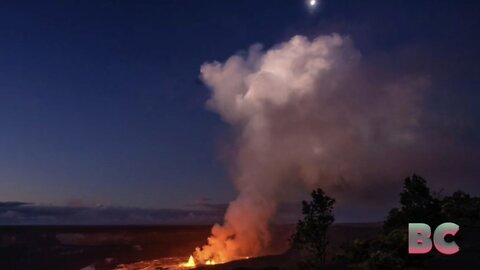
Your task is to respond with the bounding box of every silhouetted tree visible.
[442,190,480,226]
[292,188,335,269]
[337,174,480,269]
[384,174,442,233]
[338,174,442,269]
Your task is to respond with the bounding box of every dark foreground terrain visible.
[0,225,212,270]
[0,225,295,270]
[1,224,477,269]
[198,226,480,270]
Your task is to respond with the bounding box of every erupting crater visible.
[179,254,250,269]
[179,254,223,268]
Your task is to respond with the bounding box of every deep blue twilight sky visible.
[0,0,479,224]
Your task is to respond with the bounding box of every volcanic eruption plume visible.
[192,34,429,264]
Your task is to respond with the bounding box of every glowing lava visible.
[205,259,216,265]
[181,255,196,268]
[180,254,252,268]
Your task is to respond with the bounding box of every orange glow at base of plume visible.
[180,255,220,267]
[180,254,251,268]
[205,259,216,265]
[181,255,196,268]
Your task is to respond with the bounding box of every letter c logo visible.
[433,222,460,255]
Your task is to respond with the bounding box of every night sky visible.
[0,0,479,224]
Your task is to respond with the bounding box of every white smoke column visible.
[194,34,427,262]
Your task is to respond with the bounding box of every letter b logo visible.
[408,222,460,255]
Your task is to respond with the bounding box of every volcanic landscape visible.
[0,224,381,270]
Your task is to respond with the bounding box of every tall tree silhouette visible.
[292,188,335,268]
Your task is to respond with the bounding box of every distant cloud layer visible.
[0,201,224,225]
[0,200,308,225]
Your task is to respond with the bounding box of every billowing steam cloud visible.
[194,34,429,262]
